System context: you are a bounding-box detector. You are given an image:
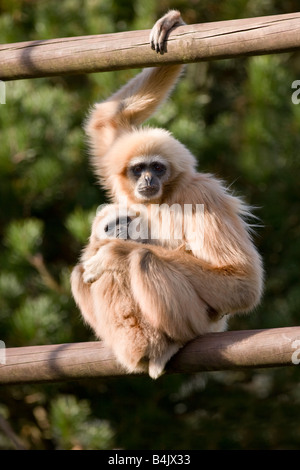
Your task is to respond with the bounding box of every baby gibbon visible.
[71,10,264,379]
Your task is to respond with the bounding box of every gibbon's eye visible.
[131,164,146,177]
[151,162,167,175]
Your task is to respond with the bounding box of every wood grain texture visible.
[1,13,300,80]
[1,327,300,384]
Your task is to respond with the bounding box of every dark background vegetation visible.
[1,0,300,450]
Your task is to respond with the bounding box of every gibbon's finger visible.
[149,22,162,51]
[158,27,168,54]
[150,16,172,53]
[149,15,166,50]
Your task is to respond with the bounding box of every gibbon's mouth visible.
[138,186,160,197]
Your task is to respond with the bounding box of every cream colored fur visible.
[71,11,263,379]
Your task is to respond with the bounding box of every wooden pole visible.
[1,12,300,81]
[1,327,300,385]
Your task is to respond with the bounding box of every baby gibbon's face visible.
[127,155,170,202]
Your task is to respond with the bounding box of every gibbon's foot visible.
[150,9,185,54]
[148,342,182,379]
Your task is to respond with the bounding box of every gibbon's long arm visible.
[85,65,183,156]
[85,11,185,160]
[129,242,263,340]
[107,65,183,127]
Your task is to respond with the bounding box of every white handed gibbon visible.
[71,10,264,379]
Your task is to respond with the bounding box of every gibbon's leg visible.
[72,263,149,373]
[90,270,150,374]
[91,272,182,378]
[90,268,182,378]
[71,248,182,378]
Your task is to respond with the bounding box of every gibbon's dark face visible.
[127,156,170,201]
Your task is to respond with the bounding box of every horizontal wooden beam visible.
[1,12,300,81]
[1,327,300,385]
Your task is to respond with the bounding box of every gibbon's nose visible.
[144,174,153,187]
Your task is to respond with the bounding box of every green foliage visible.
[66,206,97,244]
[5,219,43,259]
[50,395,114,450]
[12,295,72,345]
[0,0,300,451]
